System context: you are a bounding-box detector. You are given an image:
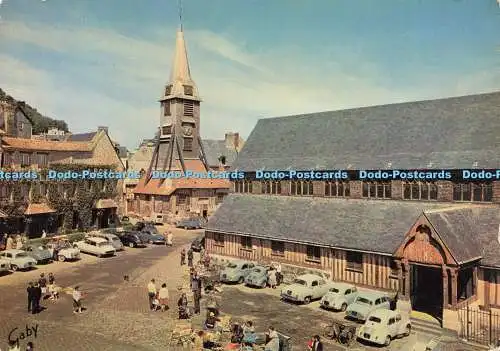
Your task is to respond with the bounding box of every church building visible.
[204,91,500,332]
[132,28,238,220]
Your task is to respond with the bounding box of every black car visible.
[136,222,160,234]
[137,232,166,245]
[191,236,205,252]
[119,231,147,248]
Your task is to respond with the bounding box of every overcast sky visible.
[0,0,498,149]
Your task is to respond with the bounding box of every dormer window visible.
[165,85,172,96]
[183,85,193,96]
[163,101,171,116]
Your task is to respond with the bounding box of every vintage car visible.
[190,235,205,252]
[138,232,166,245]
[176,217,204,230]
[280,274,332,304]
[0,259,10,274]
[356,309,411,346]
[24,245,53,264]
[46,240,80,261]
[0,249,37,271]
[244,265,270,288]
[92,233,124,251]
[119,231,147,248]
[219,260,255,284]
[345,291,392,321]
[73,237,116,257]
[320,282,358,311]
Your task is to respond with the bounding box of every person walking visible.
[310,335,323,351]
[15,234,23,249]
[166,231,173,247]
[147,279,157,311]
[267,268,277,289]
[275,262,282,286]
[191,272,202,314]
[180,248,186,265]
[26,282,35,313]
[6,235,14,250]
[32,283,42,314]
[38,273,48,299]
[48,273,59,300]
[177,292,189,319]
[72,286,84,313]
[187,248,194,267]
[265,326,280,351]
[158,283,169,312]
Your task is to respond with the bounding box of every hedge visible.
[28,232,86,247]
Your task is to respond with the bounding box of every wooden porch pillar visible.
[395,260,403,295]
[403,261,410,299]
[450,268,458,307]
[442,265,449,308]
[472,266,478,296]
[484,269,491,310]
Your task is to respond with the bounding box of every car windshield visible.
[253,268,262,273]
[59,242,71,248]
[368,316,382,323]
[293,279,307,286]
[227,263,238,269]
[356,297,373,305]
[329,288,340,293]
[15,253,28,258]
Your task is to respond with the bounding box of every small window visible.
[214,233,224,245]
[183,85,193,96]
[165,85,172,96]
[345,289,351,295]
[306,245,321,262]
[312,281,318,287]
[375,298,381,305]
[242,264,248,269]
[241,236,252,249]
[183,138,193,151]
[271,241,285,256]
[388,318,396,325]
[162,125,172,135]
[20,152,31,166]
[346,251,363,271]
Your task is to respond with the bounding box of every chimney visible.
[97,126,109,134]
[225,132,240,150]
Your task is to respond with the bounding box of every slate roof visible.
[66,132,97,142]
[201,140,238,167]
[232,91,500,171]
[206,195,500,267]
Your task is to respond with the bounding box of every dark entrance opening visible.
[202,210,208,218]
[410,264,443,323]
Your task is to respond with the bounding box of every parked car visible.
[280,274,332,304]
[176,217,204,230]
[121,216,130,222]
[190,235,205,252]
[346,291,392,321]
[0,249,37,271]
[24,245,53,264]
[219,260,255,284]
[320,282,358,312]
[244,265,270,288]
[119,231,147,248]
[73,237,116,257]
[46,240,80,262]
[357,309,411,346]
[138,232,166,245]
[150,214,165,225]
[93,233,124,251]
[0,259,10,274]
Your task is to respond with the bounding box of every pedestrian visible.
[26,282,35,313]
[158,283,169,312]
[267,268,277,289]
[180,248,186,265]
[32,283,42,314]
[177,292,189,319]
[243,321,255,337]
[0,233,6,249]
[187,248,194,267]
[166,231,173,246]
[41,230,47,238]
[191,272,202,314]
[48,273,59,300]
[72,286,84,313]
[147,279,157,311]
[38,273,48,298]
[310,335,323,351]
[275,262,282,286]
[6,235,14,250]
[26,341,34,351]
[15,234,23,249]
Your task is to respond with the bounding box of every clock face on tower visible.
[183,125,193,136]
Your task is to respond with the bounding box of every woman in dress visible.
[158,283,169,312]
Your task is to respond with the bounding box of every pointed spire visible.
[169,29,192,84]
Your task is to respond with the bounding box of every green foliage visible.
[0,88,69,133]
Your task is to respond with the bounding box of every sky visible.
[0,0,499,150]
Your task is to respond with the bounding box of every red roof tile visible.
[25,203,56,215]
[2,137,91,152]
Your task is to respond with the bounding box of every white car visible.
[92,233,124,251]
[280,274,332,304]
[0,259,10,274]
[320,282,358,311]
[0,249,37,271]
[357,309,411,346]
[73,237,116,257]
[346,291,392,321]
[46,240,81,261]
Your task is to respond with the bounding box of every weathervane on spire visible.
[178,0,183,31]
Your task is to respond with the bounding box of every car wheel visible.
[261,281,267,288]
[404,325,411,337]
[304,296,311,304]
[341,303,347,312]
[238,277,244,284]
[58,255,66,262]
[11,265,18,271]
[384,336,391,346]
[129,242,135,248]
